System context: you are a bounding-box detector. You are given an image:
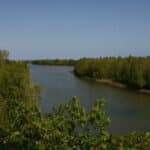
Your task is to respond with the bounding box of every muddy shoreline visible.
[82,77,150,94]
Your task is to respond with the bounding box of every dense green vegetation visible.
[31,59,76,66]
[31,56,150,90]
[74,57,150,89]
[0,51,150,149]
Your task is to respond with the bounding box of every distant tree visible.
[0,50,9,62]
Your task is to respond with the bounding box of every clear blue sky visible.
[0,0,150,59]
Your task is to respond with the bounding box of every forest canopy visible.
[74,56,150,89]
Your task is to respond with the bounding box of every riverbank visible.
[139,89,150,94]
[95,79,127,88]
[74,57,150,92]
[82,77,127,88]
[82,76,150,94]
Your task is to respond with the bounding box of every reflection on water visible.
[29,64,150,135]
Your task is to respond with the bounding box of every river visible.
[29,64,150,135]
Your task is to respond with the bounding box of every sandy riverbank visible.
[139,89,150,94]
[84,77,150,94]
[95,79,127,88]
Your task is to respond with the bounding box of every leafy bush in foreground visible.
[1,96,150,150]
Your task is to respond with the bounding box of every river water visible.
[29,64,150,134]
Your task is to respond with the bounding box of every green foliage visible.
[74,56,150,89]
[111,132,150,150]
[38,97,111,149]
[31,59,76,66]
[0,60,40,135]
[0,50,9,62]
[0,56,150,149]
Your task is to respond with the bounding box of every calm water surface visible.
[29,64,150,134]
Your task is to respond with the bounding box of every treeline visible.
[31,59,76,66]
[74,56,150,89]
[0,51,150,149]
[31,56,150,89]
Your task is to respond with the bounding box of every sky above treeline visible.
[0,0,150,59]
